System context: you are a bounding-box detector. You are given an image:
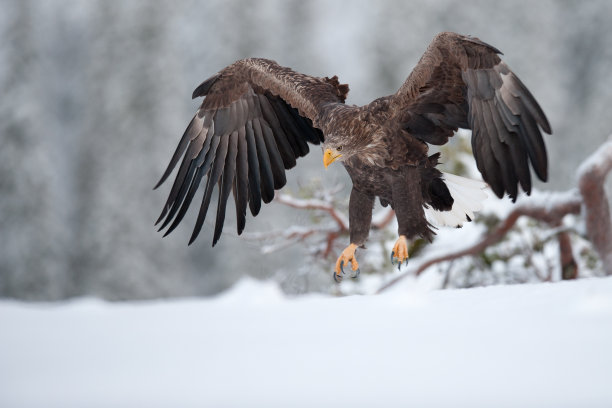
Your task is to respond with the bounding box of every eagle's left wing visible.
[390,32,551,201]
[155,58,348,245]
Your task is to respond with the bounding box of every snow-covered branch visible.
[377,192,582,293]
[242,225,335,254]
[378,136,612,293]
[244,185,350,259]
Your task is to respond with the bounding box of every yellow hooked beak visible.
[323,149,342,169]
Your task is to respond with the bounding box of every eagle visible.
[155,32,551,281]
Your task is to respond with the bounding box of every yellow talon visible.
[391,235,409,266]
[334,243,359,282]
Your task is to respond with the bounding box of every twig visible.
[274,193,349,231]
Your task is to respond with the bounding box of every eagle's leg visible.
[333,187,374,282]
[390,167,429,267]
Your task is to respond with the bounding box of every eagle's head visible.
[322,131,388,168]
[322,134,356,168]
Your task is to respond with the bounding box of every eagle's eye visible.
[337,146,343,151]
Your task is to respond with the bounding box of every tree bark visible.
[578,137,612,275]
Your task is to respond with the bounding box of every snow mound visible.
[1,277,612,408]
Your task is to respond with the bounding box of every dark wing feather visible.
[213,130,238,246]
[156,122,212,229]
[189,129,229,245]
[257,118,286,189]
[154,114,204,190]
[253,119,275,204]
[155,58,348,245]
[257,94,297,169]
[234,127,249,235]
[268,95,310,157]
[390,32,551,201]
[244,119,262,217]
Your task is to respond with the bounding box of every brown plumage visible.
[155,32,551,276]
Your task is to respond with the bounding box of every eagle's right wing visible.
[389,32,551,201]
[155,58,348,245]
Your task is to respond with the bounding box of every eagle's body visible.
[320,100,446,245]
[155,32,551,280]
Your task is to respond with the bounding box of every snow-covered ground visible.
[2,277,612,408]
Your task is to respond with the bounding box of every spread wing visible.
[391,32,551,201]
[155,58,348,245]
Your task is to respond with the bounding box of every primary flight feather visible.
[155,32,551,281]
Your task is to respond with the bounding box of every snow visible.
[2,277,612,408]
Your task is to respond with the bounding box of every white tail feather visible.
[425,172,488,228]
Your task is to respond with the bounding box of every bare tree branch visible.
[244,189,350,258]
[274,193,349,232]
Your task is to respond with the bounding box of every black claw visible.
[390,251,395,265]
[340,260,345,275]
[333,271,342,283]
[351,268,360,279]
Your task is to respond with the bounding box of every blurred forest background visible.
[1,0,611,300]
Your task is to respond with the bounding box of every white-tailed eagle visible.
[155,32,551,281]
